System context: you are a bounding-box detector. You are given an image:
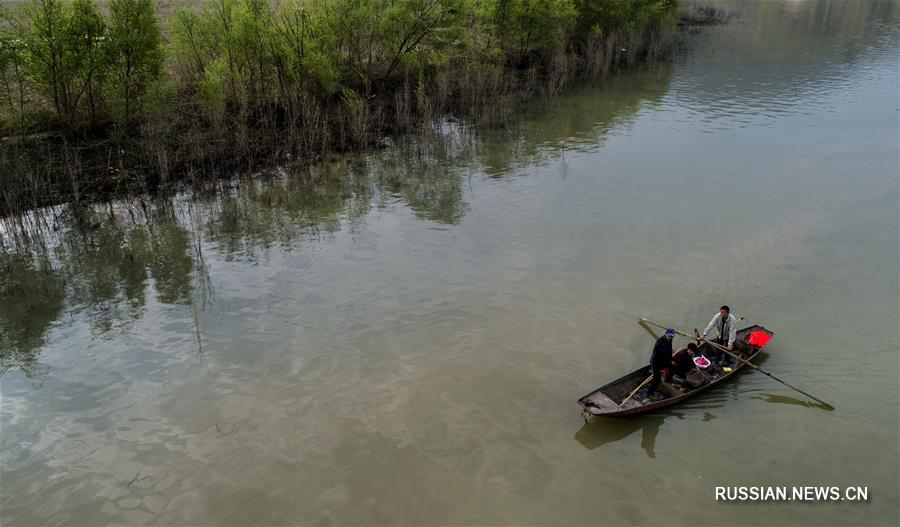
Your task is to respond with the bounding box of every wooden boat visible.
[577,325,774,418]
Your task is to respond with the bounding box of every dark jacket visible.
[672,348,695,375]
[650,336,673,368]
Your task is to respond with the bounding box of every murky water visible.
[2,1,898,525]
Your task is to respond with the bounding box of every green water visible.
[1,1,898,525]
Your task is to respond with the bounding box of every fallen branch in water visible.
[127,472,149,487]
[215,423,233,436]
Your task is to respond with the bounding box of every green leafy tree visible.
[273,0,338,96]
[19,0,81,126]
[106,0,164,122]
[1,9,28,127]
[69,0,106,125]
[376,0,464,83]
[14,0,112,129]
[322,0,464,91]
[484,0,576,65]
[573,0,679,37]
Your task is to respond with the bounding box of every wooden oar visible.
[638,319,660,340]
[694,333,834,410]
[620,374,653,407]
[640,318,835,411]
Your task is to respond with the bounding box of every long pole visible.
[620,375,652,407]
[618,320,665,407]
[640,318,834,411]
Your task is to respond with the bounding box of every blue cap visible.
[665,328,676,337]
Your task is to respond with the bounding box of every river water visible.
[1,1,898,525]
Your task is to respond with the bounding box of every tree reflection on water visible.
[0,63,676,377]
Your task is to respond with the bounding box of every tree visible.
[1,8,28,126]
[69,0,106,126]
[19,0,79,126]
[486,0,577,65]
[14,0,108,129]
[106,0,164,123]
[572,0,679,37]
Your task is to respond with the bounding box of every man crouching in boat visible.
[671,343,709,388]
[644,328,680,400]
[701,305,737,365]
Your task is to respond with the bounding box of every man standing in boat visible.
[645,328,676,399]
[702,305,737,365]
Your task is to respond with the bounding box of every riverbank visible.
[0,0,703,216]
